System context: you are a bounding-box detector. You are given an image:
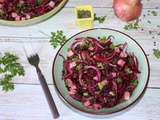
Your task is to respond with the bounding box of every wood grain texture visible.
[0,85,159,120]
[0,8,159,38]
[0,0,160,120]
[66,0,160,8]
[0,38,159,87]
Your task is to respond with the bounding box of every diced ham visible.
[69,84,77,95]
[21,17,26,21]
[124,91,130,100]
[93,104,102,110]
[67,50,74,57]
[69,88,76,95]
[26,14,31,19]
[66,79,73,87]
[112,72,117,77]
[93,76,98,81]
[115,47,120,53]
[15,16,20,21]
[89,46,94,51]
[71,85,77,90]
[117,59,126,67]
[11,12,18,18]
[0,4,3,8]
[84,100,91,107]
[69,62,76,68]
[48,1,55,8]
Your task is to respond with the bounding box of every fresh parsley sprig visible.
[94,13,106,24]
[153,49,160,59]
[0,53,24,91]
[50,30,67,48]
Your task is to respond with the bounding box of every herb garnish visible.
[109,43,116,49]
[131,79,138,86]
[36,0,43,5]
[94,13,106,23]
[50,30,67,48]
[83,92,89,96]
[124,21,140,30]
[148,10,158,16]
[153,49,160,59]
[98,36,106,42]
[0,53,24,91]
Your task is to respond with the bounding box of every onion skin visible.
[113,0,142,21]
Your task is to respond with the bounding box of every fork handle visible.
[36,67,60,119]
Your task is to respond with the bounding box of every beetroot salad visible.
[0,0,63,21]
[62,36,140,110]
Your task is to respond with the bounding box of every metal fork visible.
[25,50,59,119]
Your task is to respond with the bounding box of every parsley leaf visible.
[124,21,140,30]
[94,13,106,23]
[109,43,116,49]
[0,53,25,91]
[153,49,160,59]
[50,30,67,48]
[83,92,89,96]
[36,0,43,5]
[98,36,106,43]
[131,79,138,86]
[148,10,158,16]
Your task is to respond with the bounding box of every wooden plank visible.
[11,56,160,88]
[0,85,159,120]
[0,8,159,38]
[65,0,160,9]
[0,39,159,87]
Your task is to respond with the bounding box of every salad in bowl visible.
[52,28,150,116]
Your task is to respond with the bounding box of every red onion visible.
[85,66,101,81]
[113,0,142,21]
